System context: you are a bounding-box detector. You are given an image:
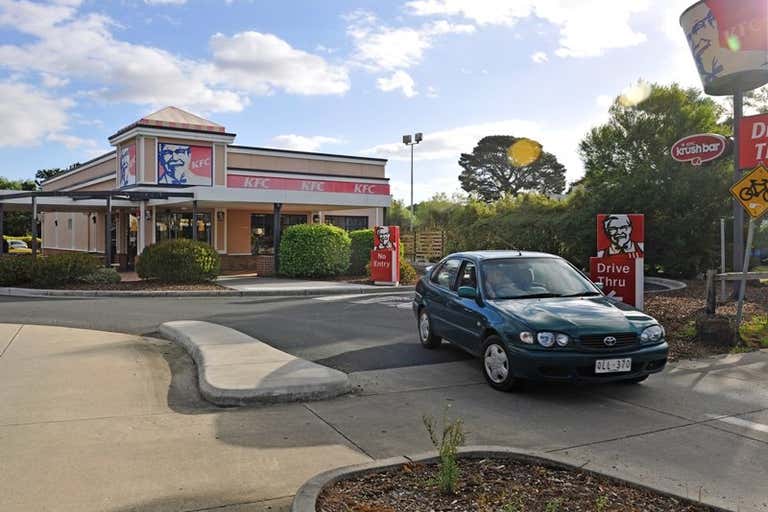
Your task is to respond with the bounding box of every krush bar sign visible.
[589,214,645,309]
[227,175,390,195]
[671,133,729,166]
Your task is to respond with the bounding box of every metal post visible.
[733,91,744,283]
[105,196,112,267]
[31,196,38,258]
[734,217,756,343]
[0,202,4,254]
[720,218,726,301]
[410,143,414,234]
[273,202,282,275]
[191,200,198,242]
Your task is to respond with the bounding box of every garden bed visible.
[316,455,718,512]
[644,280,768,361]
[44,281,226,291]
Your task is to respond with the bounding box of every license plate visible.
[595,358,632,374]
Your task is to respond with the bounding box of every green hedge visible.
[31,253,102,288]
[79,267,122,285]
[0,255,35,286]
[136,239,221,283]
[349,229,374,276]
[279,224,351,278]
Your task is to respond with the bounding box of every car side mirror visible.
[457,286,477,299]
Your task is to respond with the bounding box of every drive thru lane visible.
[0,293,471,372]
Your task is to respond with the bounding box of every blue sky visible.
[0,0,702,201]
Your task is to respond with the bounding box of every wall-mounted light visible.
[54,219,58,227]
[144,210,152,221]
[216,211,225,222]
[92,216,97,224]
[312,214,321,223]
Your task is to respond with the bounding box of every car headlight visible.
[520,331,534,344]
[640,325,664,343]
[556,333,570,347]
[537,332,555,347]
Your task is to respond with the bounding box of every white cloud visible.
[144,0,186,4]
[270,134,343,152]
[209,32,349,96]
[596,94,614,108]
[47,132,99,149]
[0,80,71,147]
[40,72,69,88]
[0,0,348,117]
[405,0,651,58]
[531,51,548,64]
[426,85,438,98]
[346,9,474,72]
[377,70,417,97]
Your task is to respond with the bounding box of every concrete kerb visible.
[645,276,687,293]
[291,446,732,512]
[0,284,415,298]
[159,320,350,406]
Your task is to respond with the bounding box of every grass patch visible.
[739,314,768,348]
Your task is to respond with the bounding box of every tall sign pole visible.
[733,91,744,282]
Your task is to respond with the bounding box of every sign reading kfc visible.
[739,113,768,169]
[370,225,400,285]
[671,133,729,166]
[590,214,645,309]
[157,143,213,186]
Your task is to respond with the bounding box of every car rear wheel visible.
[482,336,522,391]
[418,309,442,349]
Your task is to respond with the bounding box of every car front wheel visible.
[418,309,442,349]
[482,336,522,391]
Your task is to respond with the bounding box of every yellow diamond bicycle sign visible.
[731,164,768,219]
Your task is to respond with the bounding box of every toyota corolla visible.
[413,251,668,391]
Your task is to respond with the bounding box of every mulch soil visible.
[317,457,718,512]
[644,280,768,361]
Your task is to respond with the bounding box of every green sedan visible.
[413,251,668,391]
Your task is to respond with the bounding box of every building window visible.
[155,212,212,244]
[325,215,369,231]
[251,214,308,255]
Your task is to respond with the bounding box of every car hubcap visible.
[419,313,430,341]
[484,344,509,383]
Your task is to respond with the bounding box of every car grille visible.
[579,332,638,350]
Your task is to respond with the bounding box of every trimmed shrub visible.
[31,253,101,288]
[137,239,221,283]
[279,224,351,278]
[0,255,35,286]
[400,257,418,284]
[80,267,122,285]
[349,229,374,276]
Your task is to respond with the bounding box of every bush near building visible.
[0,255,35,286]
[31,253,102,288]
[349,229,374,276]
[137,239,221,283]
[280,224,351,278]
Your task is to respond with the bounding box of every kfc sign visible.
[590,214,645,309]
[739,113,768,169]
[158,143,212,186]
[680,0,768,96]
[227,175,390,195]
[671,134,728,166]
[370,226,400,285]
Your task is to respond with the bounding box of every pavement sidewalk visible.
[2,323,768,511]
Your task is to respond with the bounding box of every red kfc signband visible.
[227,175,390,195]
[706,0,768,52]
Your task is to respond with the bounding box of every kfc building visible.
[0,107,390,274]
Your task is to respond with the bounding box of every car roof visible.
[445,250,560,262]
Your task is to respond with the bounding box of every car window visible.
[457,261,477,289]
[482,257,598,299]
[430,259,461,289]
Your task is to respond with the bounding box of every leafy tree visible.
[458,135,567,202]
[575,83,732,277]
[0,177,36,236]
[386,198,414,230]
[35,168,66,186]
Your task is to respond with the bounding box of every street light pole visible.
[402,132,422,262]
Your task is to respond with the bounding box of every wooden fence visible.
[704,269,768,314]
[400,230,446,262]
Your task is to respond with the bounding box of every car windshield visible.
[481,257,599,300]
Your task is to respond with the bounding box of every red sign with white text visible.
[370,226,400,284]
[739,113,768,169]
[670,134,728,166]
[227,175,390,195]
[590,256,643,309]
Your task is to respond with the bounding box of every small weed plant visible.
[595,495,609,512]
[545,498,563,512]
[422,407,466,494]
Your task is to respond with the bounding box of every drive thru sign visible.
[730,164,768,219]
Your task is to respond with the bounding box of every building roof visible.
[109,106,229,140]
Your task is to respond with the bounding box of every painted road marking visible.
[711,415,768,433]
[315,293,413,309]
